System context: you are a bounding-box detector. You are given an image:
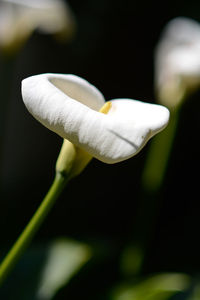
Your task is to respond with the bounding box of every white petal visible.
[155,17,200,107]
[0,0,75,50]
[22,74,169,164]
[100,99,169,163]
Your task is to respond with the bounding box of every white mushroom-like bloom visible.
[0,0,75,53]
[155,17,200,108]
[22,73,169,164]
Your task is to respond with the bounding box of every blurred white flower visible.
[155,17,200,108]
[0,0,76,53]
[22,73,169,164]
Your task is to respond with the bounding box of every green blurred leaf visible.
[120,245,144,276]
[37,238,91,299]
[185,280,200,300]
[112,273,190,300]
[0,238,91,300]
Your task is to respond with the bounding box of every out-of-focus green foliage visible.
[112,273,190,300]
[120,245,144,276]
[0,238,91,300]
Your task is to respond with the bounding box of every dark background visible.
[0,0,200,299]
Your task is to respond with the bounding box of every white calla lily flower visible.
[22,73,169,164]
[0,0,75,53]
[155,17,200,108]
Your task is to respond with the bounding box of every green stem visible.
[0,172,68,286]
[141,106,180,194]
[122,107,181,277]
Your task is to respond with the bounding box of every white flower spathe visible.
[155,17,200,108]
[22,73,169,164]
[0,0,75,52]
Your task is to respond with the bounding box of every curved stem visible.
[123,107,181,276]
[0,172,68,286]
[141,106,180,194]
